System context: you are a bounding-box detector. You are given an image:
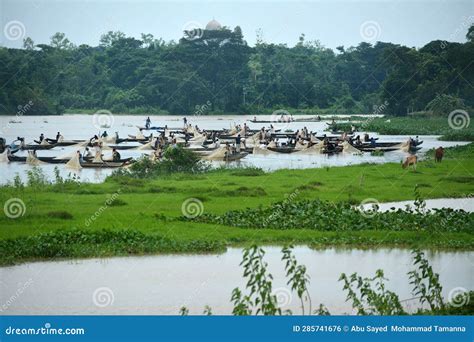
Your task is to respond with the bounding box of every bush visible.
[110,146,209,179]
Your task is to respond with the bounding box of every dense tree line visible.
[0,25,473,116]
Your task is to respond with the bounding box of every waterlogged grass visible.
[1,144,473,264]
[0,229,225,266]
[340,116,474,141]
[191,199,473,233]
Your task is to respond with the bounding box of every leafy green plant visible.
[339,270,405,315]
[408,249,445,312]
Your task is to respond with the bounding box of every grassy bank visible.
[336,116,474,141]
[1,144,473,264]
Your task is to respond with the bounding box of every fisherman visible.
[90,135,99,145]
[112,148,121,162]
[145,117,151,129]
[370,137,377,147]
[413,135,419,145]
[236,134,241,153]
[183,117,187,126]
[253,116,257,122]
[38,133,44,143]
[364,133,370,142]
[354,135,362,146]
[77,150,84,163]
[83,147,92,158]
[101,131,108,138]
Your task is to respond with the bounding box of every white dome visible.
[205,19,222,31]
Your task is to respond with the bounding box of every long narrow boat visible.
[224,152,248,161]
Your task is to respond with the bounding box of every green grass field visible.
[1,144,473,264]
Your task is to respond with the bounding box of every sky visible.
[1,0,473,50]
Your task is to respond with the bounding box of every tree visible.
[50,32,74,49]
[99,31,126,47]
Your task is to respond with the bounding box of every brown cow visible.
[435,147,444,163]
[402,155,418,172]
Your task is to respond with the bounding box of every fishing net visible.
[40,139,51,146]
[393,141,411,152]
[92,151,104,163]
[69,140,89,149]
[26,151,45,165]
[253,145,278,155]
[204,147,228,160]
[136,130,146,140]
[54,150,78,160]
[267,141,277,148]
[66,153,82,169]
[310,134,320,143]
[0,149,9,163]
[136,141,154,150]
[342,141,361,154]
[294,141,324,154]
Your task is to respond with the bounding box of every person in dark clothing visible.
[236,134,242,153]
[112,148,121,162]
[145,117,151,129]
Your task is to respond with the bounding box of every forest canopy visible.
[1,24,473,116]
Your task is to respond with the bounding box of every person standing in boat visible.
[101,131,108,138]
[145,117,151,129]
[183,117,187,127]
[112,148,121,162]
[236,134,242,153]
[37,133,44,143]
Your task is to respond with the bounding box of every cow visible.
[435,147,444,163]
[402,155,418,172]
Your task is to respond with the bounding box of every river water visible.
[0,114,469,184]
[1,247,472,315]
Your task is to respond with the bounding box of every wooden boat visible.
[22,144,56,151]
[79,161,129,168]
[224,152,248,161]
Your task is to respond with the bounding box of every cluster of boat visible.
[0,118,423,169]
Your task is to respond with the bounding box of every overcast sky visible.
[1,0,473,50]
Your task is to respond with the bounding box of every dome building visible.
[205,19,222,31]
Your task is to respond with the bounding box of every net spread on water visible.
[26,151,45,166]
[342,141,361,154]
[66,153,82,169]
